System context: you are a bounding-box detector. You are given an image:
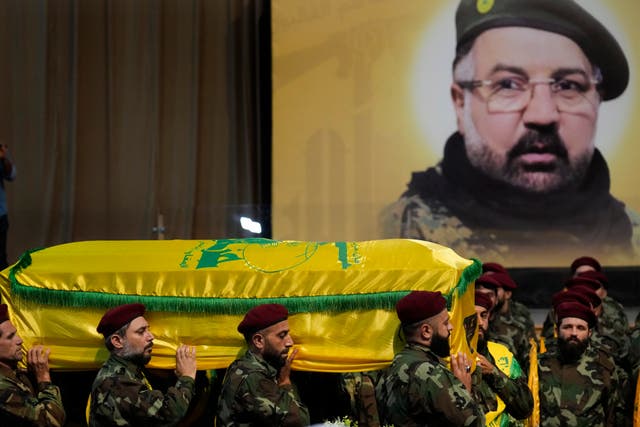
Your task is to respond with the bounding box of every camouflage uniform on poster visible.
[0,304,65,426]
[216,350,309,427]
[89,303,197,427]
[376,342,483,427]
[89,354,195,427]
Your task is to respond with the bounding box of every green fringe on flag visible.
[7,250,481,315]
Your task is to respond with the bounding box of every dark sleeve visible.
[0,376,66,427]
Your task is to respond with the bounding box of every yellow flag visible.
[525,337,540,427]
[1,239,480,371]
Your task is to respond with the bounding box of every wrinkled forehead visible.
[470,27,593,77]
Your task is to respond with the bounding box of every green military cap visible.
[455,0,629,101]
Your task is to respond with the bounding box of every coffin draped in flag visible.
[0,238,481,372]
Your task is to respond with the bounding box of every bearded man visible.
[89,303,197,426]
[375,290,483,427]
[472,291,532,426]
[216,303,309,426]
[382,0,640,265]
[537,300,627,426]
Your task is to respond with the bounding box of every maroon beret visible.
[564,276,602,291]
[237,303,289,336]
[396,291,447,325]
[482,262,508,275]
[475,273,501,291]
[570,256,601,273]
[490,272,518,290]
[0,304,8,324]
[555,301,597,328]
[552,290,594,310]
[568,285,602,308]
[475,290,494,311]
[576,270,609,288]
[97,303,146,336]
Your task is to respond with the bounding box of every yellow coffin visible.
[0,238,480,372]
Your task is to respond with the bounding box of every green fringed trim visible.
[9,281,413,315]
[444,258,482,310]
[7,248,481,315]
[8,247,43,282]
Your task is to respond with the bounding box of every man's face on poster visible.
[452,27,601,193]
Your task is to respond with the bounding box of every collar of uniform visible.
[245,349,280,379]
[0,362,19,380]
[405,342,442,362]
[109,354,146,379]
[0,363,36,394]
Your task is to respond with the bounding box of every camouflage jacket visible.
[629,324,640,375]
[89,354,195,427]
[0,364,65,427]
[489,301,536,374]
[339,371,382,427]
[216,350,310,427]
[375,342,484,427]
[538,344,627,426]
[472,341,533,425]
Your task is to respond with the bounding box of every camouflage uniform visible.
[339,371,382,427]
[538,343,627,426]
[216,350,309,427]
[375,342,484,427]
[89,354,195,427]
[627,316,640,393]
[0,364,65,426]
[599,296,630,364]
[489,301,536,374]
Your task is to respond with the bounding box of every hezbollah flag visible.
[0,238,480,372]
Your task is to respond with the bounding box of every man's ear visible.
[110,334,125,350]
[451,83,466,135]
[421,322,433,341]
[252,332,265,350]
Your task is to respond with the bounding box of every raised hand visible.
[175,345,197,379]
[27,345,51,383]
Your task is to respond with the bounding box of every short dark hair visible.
[104,322,130,352]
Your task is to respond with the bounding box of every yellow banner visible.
[1,239,480,372]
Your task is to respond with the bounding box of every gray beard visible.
[461,100,593,193]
